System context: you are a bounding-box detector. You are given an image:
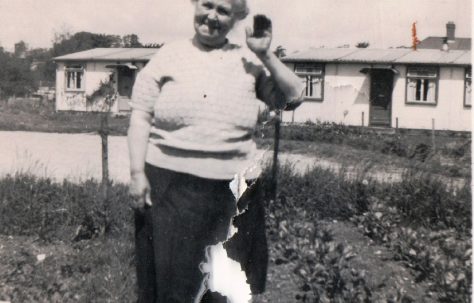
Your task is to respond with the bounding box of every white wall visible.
[56,62,145,112]
[284,62,471,131]
[283,63,371,126]
[55,62,88,112]
[392,65,471,131]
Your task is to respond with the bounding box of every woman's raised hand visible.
[245,26,272,56]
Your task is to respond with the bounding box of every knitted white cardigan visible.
[130,38,284,180]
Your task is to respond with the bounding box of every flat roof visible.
[55,47,471,66]
[283,48,358,62]
[54,48,159,62]
[339,49,412,63]
[450,51,471,65]
[283,48,471,66]
[395,49,467,64]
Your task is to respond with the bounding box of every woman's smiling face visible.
[193,0,238,48]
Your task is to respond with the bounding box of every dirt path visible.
[0,131,402,184]
[277,152,467,188]
[0,131,466,188]
[0,131,342,183]
[0,131,130,183]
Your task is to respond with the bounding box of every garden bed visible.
[0,164,470,302]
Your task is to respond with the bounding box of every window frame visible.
[294,62,325,101]
[65,64,86,92]
[464,67,471,108]
[405,65,439,106]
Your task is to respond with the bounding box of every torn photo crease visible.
[198,171,264,303]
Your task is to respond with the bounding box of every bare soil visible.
[253,219,432,303]
[0,219,432,303]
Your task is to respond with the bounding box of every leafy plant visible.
[0,174,132,241]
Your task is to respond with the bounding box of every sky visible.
[0,0,471,53]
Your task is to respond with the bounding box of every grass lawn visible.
[258,137,471,179]
[0,100,129,135]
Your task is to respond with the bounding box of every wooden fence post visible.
[271,110,281,201]
[100,115,109,183]
[431,118,436,152]
[99,112,110,233]
[99,113,110,202]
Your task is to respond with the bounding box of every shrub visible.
[384,171,471,232]
[380,136,408,157]
[258,122,471,167]
[0,174,132,241]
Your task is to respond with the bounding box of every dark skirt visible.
[134,164,268,303]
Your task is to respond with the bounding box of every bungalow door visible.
[117,66,135,111]
[117,66,135,98]
[369,69,393,127]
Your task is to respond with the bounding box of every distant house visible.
[418,22,471,51]
[54,48,159,113]
[282,46,471,132]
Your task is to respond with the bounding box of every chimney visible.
[446,22,455,42]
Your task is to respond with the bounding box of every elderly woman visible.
[128,0,304,302]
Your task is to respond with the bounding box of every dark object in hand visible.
[284,100,303,111]
[253,15,272,38]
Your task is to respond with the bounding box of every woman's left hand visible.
[245,27,272,56]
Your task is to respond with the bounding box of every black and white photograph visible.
[0,0,471,302]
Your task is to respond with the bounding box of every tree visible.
[122,34,142,48]
[355,41,370,48]
[51,31,122,58]
[27,48,55,84]
[0,48,35,98]
[44,31,126,82]
[14,41,28,58]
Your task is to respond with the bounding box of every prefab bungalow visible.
[54,46,471,132]
[54,48,159,113]
[281,48,471,131]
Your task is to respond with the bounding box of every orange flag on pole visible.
[412,22,421,50]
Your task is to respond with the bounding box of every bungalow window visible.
[406,66,438,104]
[465,68,471,107]
[65,65,85,91]
[295,63,324,101]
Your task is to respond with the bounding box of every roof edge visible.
[54,57,151,62]
[282,58,472,66]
